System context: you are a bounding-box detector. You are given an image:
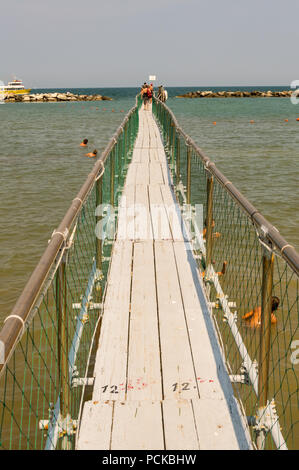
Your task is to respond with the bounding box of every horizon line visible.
[30,84,291,89]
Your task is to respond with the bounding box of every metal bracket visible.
[246,398,287,450]
[255,224,274,253]
[72,302,103,311]
[203,276,213,286]
[104,239,114,246]
[72,377,95,388]
[95,268,104,282]
[223,309,237,323]
[253,399,278,432]
[39,416,78,437]
[210,299,237,310]
[229,364,250,385]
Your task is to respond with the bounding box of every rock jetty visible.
[176,90,294,98]
[3,92,112,103]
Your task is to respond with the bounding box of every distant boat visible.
[1,78,31,95]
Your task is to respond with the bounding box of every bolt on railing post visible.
[186,145,192,205]
[56,254,71,449]
[256,248,275,449]
[205,174,214,276]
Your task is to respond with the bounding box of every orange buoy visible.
[213,121,216,125]
[250,120,255,123]
[285,119,288,122]
[296,118,299,121]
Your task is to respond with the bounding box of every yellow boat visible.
[2,79,31,95]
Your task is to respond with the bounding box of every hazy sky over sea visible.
[1,0,299,88]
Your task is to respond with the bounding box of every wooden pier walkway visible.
[76,106,251,450]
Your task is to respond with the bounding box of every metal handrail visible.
[152,96,299,276]
[0,97,139,377]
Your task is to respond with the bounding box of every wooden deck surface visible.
[76,106,251,450]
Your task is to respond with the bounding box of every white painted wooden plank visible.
[117,184,135,240]
[154,241,199,400]
[160,185,188,242]
[111,401,164,450]
[126,242,161,401]
[134,185,153,240]
[135,162,150,185]
[77,400,113,450]
[140,148,150,163]
[92,241,133,401]
[160,161,172,185]
[134,112,145,148]
[142,124,150,148]
[172,241,252,450]
[192,398,244,450]
[155,131,164,149]
[149,112,162,142]
[131,147,142,163]
[157,147,167,163]
[134,137,143,149]
[134,130,144,149]
[172,241,227,400]
[148,122,158,148]
[148,185,172,240]
[149,148,159,162]
[163,399,199,450]
[149,161,165,185]
[150,132,158,149]
[125,162,138,186]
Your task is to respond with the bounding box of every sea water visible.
[0,86,298,320]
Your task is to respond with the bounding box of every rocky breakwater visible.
[176,90,294,98]
[3,91,113,103]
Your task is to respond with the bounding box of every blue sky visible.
[1,0,299,87]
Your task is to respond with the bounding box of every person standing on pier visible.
[141,83,150,110]
[157,85,167,102]
[147,83,153,105]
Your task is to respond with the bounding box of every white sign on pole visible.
[149,75,156,81]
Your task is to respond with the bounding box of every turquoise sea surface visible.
[0,86,298,319]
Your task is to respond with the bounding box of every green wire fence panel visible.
[0,99,139,450]
[152,96,299,450]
